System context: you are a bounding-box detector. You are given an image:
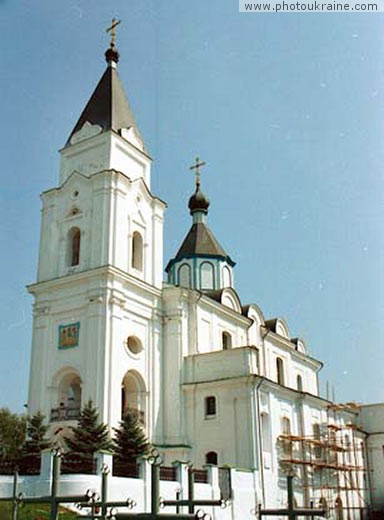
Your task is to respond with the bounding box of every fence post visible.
[40,449,54,495]
[139,458,151,512]
[12,469,18,520]
[205,464,220,498]
[50,451,61,520]
[101,464,109,518]
[175,461,189,514]
[94,452,113,476]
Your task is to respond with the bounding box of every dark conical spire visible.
[66,23,144,149]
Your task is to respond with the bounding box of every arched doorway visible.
[52,369,82,421]
[121,370,146,425]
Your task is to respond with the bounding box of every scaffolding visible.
[278,404,368,519]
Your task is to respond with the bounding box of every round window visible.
[126,336,143,355]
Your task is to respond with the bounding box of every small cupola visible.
[166,157,235,291]
[188,187,210,215]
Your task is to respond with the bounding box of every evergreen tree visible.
[23,412,51,456]
[113,409,150,463]
[64,399,112,460]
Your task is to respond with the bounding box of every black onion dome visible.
[188,188,210,214]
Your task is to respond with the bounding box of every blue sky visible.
[0,1,383,412]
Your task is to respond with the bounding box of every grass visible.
[0,501,77,519]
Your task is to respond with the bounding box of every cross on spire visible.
[189,157,206,190]
[106,18,121,47]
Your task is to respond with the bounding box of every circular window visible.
[126,336,143,355]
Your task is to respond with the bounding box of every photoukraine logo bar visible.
[239,0,382,10]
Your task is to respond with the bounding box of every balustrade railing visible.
[50,405,81,422]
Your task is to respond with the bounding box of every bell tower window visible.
[276,357,285,386]
[68,227,81,267]
[132,231,143,271]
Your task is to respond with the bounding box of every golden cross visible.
[189,157,206,189]
[106,18,121,47]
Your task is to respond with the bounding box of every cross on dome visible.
[189,156,206,190]
[106,18,121,48]
[105,18,121,64]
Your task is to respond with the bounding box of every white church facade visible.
[26,35,371,518]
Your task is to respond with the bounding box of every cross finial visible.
[189,156,206,190]
[106,18,121,48]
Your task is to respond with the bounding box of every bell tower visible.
[27,24,165,444]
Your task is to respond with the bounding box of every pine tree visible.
[23,412,51,456]
[113,409,150,463]
[64,399,112,461]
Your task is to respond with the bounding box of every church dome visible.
[188,188,210,214]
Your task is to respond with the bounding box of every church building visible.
[27,31,369,518]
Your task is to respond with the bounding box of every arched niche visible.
[275,318,290,339]
[121,370,146,424]
[222,265,232,288]
[51,367,82,421]
[220,288,242,313]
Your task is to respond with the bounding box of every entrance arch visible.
[51,368,82,421]
[121,370,146,425]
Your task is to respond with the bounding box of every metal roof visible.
[66,64,144,147]
[166,222,235,272]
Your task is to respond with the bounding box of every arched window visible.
[319,497,327,512]
[335,497,343,520]
[261,413,271,453]
[132,231,143,271]
[222,266,232,287]
[200,262,214,290]
[205,396,216,417]
[281,417,292,456]
[313,423,322,459]
[276,357,285,386]
[297,374,303,391]
[53,370,82,421]
[222,331,232,350]
[329,429,338,463]
[205,451,218,465]
[121,370,146,424]
[68,227,81,266]
[344,434,351,463]
[178,264,191,288]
